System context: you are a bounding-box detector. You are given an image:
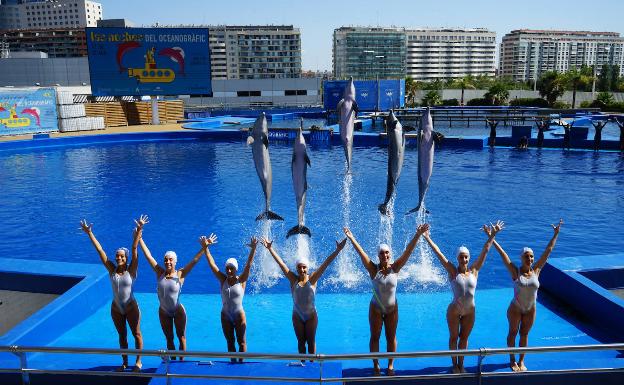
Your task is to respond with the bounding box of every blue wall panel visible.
[323,80,404,111]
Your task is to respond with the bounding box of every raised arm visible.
[310,238,347,285]
[343,227,377,278]
[534,219,563,272]
[421,224,456,275]
[471,220,504,273]
[179,240,206,280]
[239,236,258,285]
[80,219,114,274]
[203,234,226,284]
[393,224,429,272]
[490,236,517,280]
[129,215,148,277]
[260,238,297,285]
[139,237,164,276]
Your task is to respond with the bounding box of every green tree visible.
[565,68,592,108]
[421,90,442,106]
[484,82,510,106]
[538,71,566,107]
[453,76,476,106]
[596,91,614,106]
[405,76,418,107]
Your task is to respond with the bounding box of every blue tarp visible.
[323,79,404,111]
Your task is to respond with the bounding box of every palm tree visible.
[455,76,476,106]
[484,82,510,106]
[565,68,591,108]
[421,90,442,107]
[538,71,566,107]
[405,76,418,107]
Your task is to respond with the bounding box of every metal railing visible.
[1,343,623,385]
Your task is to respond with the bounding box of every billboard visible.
[0,87,58,136]
[86,28,211,96]
[323,80,404,111]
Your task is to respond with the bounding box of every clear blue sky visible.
[98,0,624,71]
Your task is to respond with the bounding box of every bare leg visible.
[124,300,143,371]
[111,302,128,371]
[518,307,536,371]
[383,304,399,375]
[457,310,475,373]
[221,312,237,362]
[506,303,522,372]
[233,311,247,362]
[446,304,460,373]
[292,312,307,355]
[158,307,176,359]
[368,303,383,375]
[173,304,187,359]
[304,312,318,355]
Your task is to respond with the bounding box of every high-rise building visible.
[333,26,496,81]
[0,0,102,31]
[207,25,301,79]
[1,27,85,57]
[499,29,624,82]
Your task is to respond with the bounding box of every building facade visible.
[333,27,407,80]
[0,0,102,30]
[499,30,624,82]
[1,27,86,57]
[333,27,496,81]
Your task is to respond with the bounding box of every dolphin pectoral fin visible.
[353,101,359,114]
[305,154,311,167]
[286,225,312,238]
[262,134,269,148]
[246,136,255,145]
[256,210,283,221]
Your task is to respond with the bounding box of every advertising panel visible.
[86,27,211,96]
[323,80,404,111]
[0,87,58,136]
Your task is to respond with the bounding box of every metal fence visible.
[1,343,623,385]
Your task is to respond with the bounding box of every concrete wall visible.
[0,57,90,87]
[412,89,624,105]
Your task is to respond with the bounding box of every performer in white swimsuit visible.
[489,219,563,372]
[423,221,503,373]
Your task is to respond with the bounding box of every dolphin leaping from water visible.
[379,111,405,215]
[287,118,312,238]
[408,107,435,215]
[337,77,358,172]
[247,112,283,221]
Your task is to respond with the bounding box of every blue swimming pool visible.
[1,137,623,295]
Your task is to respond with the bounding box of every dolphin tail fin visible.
[286,225,312,238]
[256,210,284,221]
[406,204,428,215]
[378,203,389,216]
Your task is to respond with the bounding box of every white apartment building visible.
[499,29,624,82]
[333,26,496,81]
[0,0,102,30]
[406,28,496,81]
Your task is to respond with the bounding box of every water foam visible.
[250,219,281,291]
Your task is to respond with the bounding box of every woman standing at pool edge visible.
[80,215,148,372]
[344,224,428,376]
[140,231,208,359]
[487,219,563,372]
[260,236,347,356]
[204,234,257,361]
[422,221,504,373]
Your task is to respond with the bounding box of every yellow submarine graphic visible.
[127,47,176,84]
[0,104,31,128]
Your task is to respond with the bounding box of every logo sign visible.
[86,27,211,96]
[0,87,58,136]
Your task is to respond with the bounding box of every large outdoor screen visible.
[86,27,211,96]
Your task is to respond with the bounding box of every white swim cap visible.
[456,246,470,257]
[378,243,391,253]
[521,247,534,257]
[225,258,238,271]
[295,257,310,268]
[116,247,129,258]
[164,250,177,264]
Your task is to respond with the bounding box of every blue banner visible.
[86,27,211,96]
[0,88,58,136]
[323,80,404,111]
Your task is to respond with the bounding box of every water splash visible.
[377,196,394,247]
[250,220,281,291]
[328,172,365,289]
[400,207,445,291]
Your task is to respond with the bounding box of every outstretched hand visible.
[199,235,210,248]
[483,220,504,237]
[260,237,273,250]
[416,223,429,236]
[248,236,258,248]
[134,214,149,230]
[79,219,92,234]
[552,219,563,234]
[205,233,217,247]
[336,238,347,250]
[343,227,353,239]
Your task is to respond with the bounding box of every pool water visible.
[0,139,623,295]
